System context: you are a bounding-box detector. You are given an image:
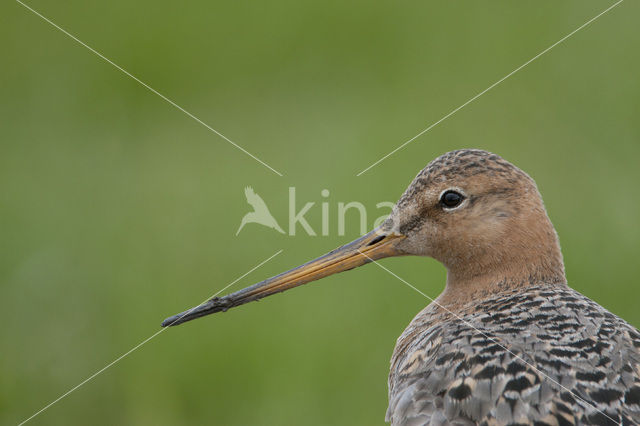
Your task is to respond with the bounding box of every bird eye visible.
[440,190,464,208]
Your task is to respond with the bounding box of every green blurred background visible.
[2,0,639,424]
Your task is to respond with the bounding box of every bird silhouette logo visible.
[236,187,285,235]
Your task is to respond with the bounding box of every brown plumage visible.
[389,149,566,308]
[163,149,640,425]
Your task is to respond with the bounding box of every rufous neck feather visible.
[439,201,566,307]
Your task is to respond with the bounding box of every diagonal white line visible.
[359,252,620,425]
[18,249,284,426]
[15,0,284,177]
[356,0,624,176]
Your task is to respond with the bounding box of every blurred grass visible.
[1,0,639,424]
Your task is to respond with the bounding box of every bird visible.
[163,149,640,425]
[235,186,285,235]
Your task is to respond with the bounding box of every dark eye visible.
[440,190,464,208]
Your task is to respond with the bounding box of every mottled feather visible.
[387,285,640,425]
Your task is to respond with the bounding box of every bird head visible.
[162,149,566,327]
[381,149,566,289]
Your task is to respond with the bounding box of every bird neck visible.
[438,214,567,308]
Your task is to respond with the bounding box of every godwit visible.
[163,149,640,425]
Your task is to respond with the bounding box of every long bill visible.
[161,228,406,327]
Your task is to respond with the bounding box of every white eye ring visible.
[438,188,467,210]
